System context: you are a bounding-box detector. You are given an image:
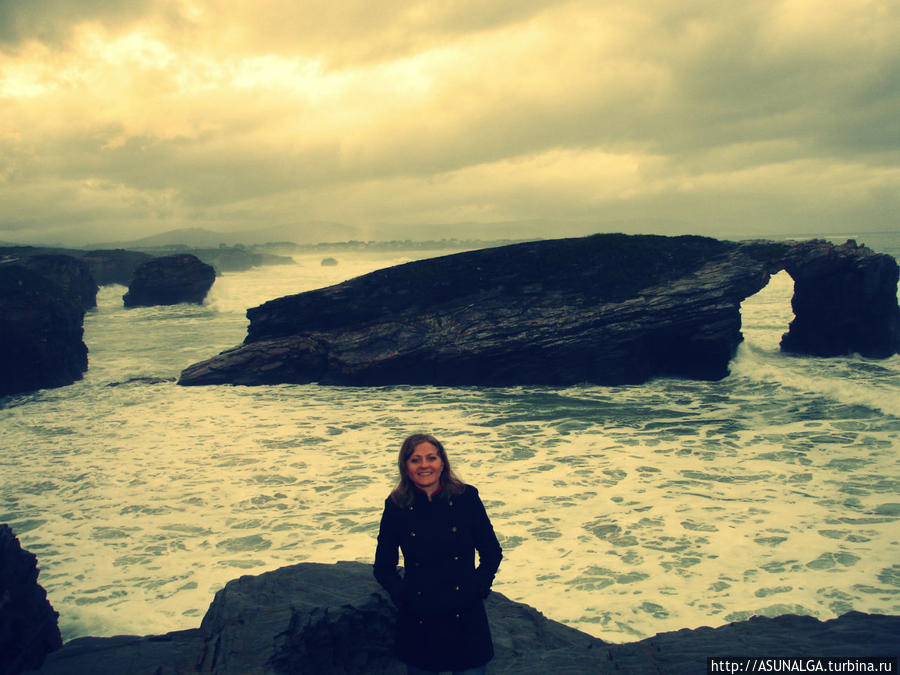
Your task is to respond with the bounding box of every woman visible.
[374,433,503,675]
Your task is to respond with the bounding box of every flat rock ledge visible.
[30,561,900,675]
[178,234,900,387]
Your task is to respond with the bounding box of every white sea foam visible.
[1,246,898,644]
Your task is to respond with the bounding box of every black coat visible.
[373,484,502,672]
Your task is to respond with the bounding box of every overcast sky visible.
[1,0,898,245]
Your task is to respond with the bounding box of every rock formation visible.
[22,255,98,311]
[0,247,151,287]
[1,246,295,285]
[178,234,900,387]
[0,265,89,397]
[123,254,216,308]
[33,561,899,674]
[0,525,62,675]
[77,250,152,286]
[780,239,900,357]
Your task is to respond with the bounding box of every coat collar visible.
[413,482,443,501]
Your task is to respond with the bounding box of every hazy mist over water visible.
[1,236,899,644]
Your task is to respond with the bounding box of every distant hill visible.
[90,228,239,249]
[89,222,356,249]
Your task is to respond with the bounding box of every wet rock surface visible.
[780,239,900,357]
[123,254,216,307]
[21,255,98,311]
[77,249,153,286]
[32,561,899,675]
[0,265,88,396]
[178,234,900,387]
[0,525,62,675]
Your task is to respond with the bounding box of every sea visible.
[1,231,898,645]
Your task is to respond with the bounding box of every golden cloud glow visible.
[0,0,897,244]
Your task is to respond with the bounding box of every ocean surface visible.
[2,232,899,644]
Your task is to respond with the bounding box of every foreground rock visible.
[123,254,216,307]
[178,234,900,387]
[0,265,88,396]
[21,255,98,310]
[33,561,899,674]
[0,525,62,674]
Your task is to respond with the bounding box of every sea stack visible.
[123,254,216,307]
[780,239,900,357]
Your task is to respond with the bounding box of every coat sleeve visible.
[470,486,502,595]
[373,497,404,605]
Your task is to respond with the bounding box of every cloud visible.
[1,0,898,245]
[0,0,162,46]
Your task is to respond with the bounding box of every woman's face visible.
[405,441,444,495]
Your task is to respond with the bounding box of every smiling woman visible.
[374,433,503,675]
[405,439,445,495]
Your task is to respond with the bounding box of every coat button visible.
[417,591,422,596]
[408,506,413,511]
[451,526,457,533]
[449,500,453,506]
[410,531,416,537]
[453,555,459,561]
[454,585,460,591]
[455,614,461,620]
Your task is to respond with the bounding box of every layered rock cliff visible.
[178,234,900,387]
[0,247,151,287]
[1,245,293,285]
[0,265,89,396]
[21,255,98,311]
[780,239,900,357]
[77,249,152,286]
[0,525,62,674]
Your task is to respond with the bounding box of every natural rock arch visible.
[178,234,900,388]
